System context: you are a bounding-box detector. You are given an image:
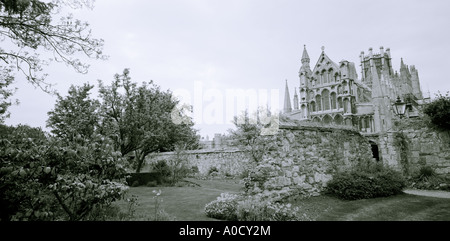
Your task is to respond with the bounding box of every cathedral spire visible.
[301,45,310,64]
[293,87,299,110]
[400,58,406,69]
[283,79,292,113]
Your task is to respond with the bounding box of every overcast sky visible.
[4,0,450,138]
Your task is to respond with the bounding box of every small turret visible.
[293,87,299,110]
[283,79,292,113]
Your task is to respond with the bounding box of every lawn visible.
[114,178,450,221]
[113,178,244,221]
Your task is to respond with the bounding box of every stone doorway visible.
[369,140,380,161]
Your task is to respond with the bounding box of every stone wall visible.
[244,125,374,199]
[142,148,249,176]
[399,119,450,174]
[144,124,375,199]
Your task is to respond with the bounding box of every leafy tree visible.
[98,69,199,173]
[423,92,450,130]
[0,67,16,123]
[228,107,279,163]
[0,0,106,120]
[0,124,128,221]
[46,83,100,141]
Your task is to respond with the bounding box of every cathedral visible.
[283,45,425,136]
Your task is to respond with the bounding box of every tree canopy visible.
[98,69,200,172]
[0,0,106,121]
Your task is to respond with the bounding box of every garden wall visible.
[144,124,374,199]
[142,148,249,176]
[244,125,374,199]
[399,119,450,174]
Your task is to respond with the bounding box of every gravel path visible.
[403,189,450,199]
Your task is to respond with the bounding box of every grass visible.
[113,178,450,221]
[113,178,243,221]
[311,193,450,221]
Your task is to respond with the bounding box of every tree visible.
[228,107,279,163]
[0,0,106,119]
[46,83,100,141]
[423,92,450,130]
[0,124,128,221]
[98,69,199,173]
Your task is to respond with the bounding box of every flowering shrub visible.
[204,192,302,221]
[204,193,242,221]
[235,196,301,221]
[325,163,406,200]
[0,125,129,221]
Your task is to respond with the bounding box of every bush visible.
[204,193,241,221]
[208,166,219,176]
[235,197,301,221]
[423,92,450,130]
[0,125,128,221]
[409,166,450,191]
[204,193,302,221]
[126,172,161,186]
[325,164,406,200]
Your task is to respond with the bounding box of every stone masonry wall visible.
[245,125,374,199]
[401,120,450,174]
[143,125,375,199]
[142,148,249,176]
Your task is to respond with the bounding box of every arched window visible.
[330,92,337,109]
[337,85,342,95]
[301,104,308,118]
[337,97,343,109]
[343,98,349,113]
[315,95,322,111]
[322,89,330,110]
[310,101,316,112]
[313,117,321,123]
[328,69,333,84]
[334,114,343,125]
[323,115,332,125]
[334,72,339,82]
[322,69,327,84]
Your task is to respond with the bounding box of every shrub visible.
[423,92,450,130]
[208,166,219,176]
[325,164,406,200]
[126,172,161,186]
[0,125,128,221]
[204,193,241,221]
[235,197,301,221]
[409,166,450,191]
[204,193,302,221]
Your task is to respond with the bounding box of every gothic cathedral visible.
[283,45,425,135]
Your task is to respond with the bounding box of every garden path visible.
[403,189,450,199]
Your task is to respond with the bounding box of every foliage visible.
[207,166,219,176]
[423,92,450,130]
[46,83,100,141]
[228,107,279,164]
[325,162,406,200]
[125,172,161,187]
[0,124,128,221]
[0,67,16,123]
[98,69,199,173]
[393,131,410,175]
[204,193,241,221]
[408,165,450,191]
[235,196,301,221]
[164,146,191,185]
[0,0,106,92]
[204,192,302,221]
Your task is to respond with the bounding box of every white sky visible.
[4,0,450,138]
